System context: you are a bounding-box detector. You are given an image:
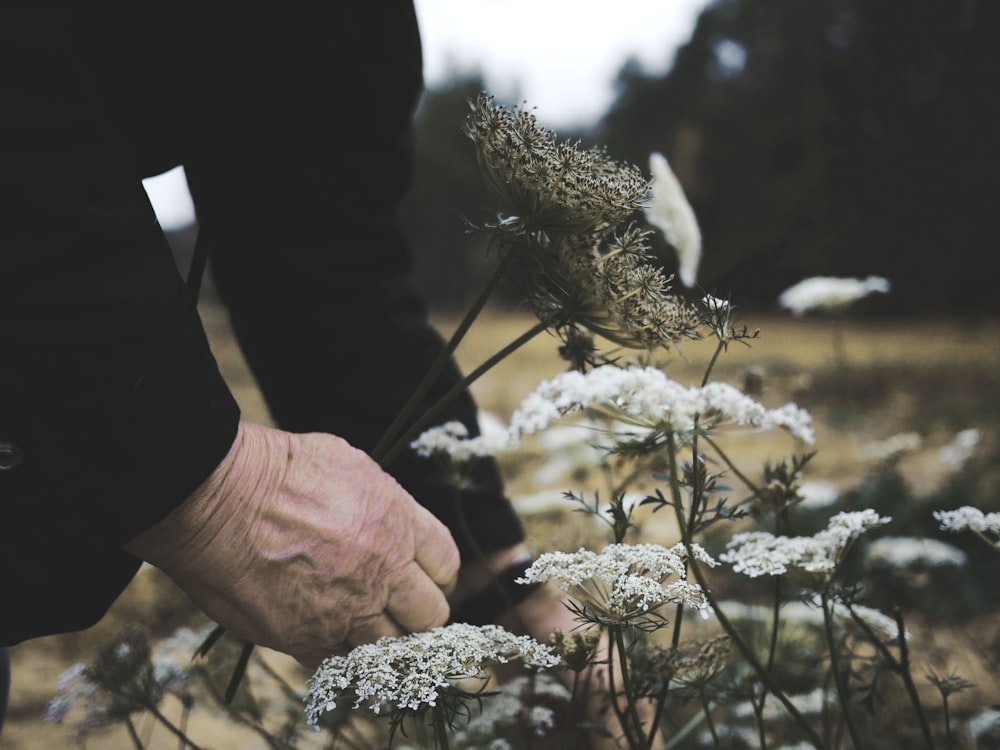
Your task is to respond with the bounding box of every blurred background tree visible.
[406,0,1000,317]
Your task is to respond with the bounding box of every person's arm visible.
[0,13,460,658]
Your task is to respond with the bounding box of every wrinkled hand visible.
[125,422,460,669]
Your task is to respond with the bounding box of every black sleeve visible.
[177,7,527,561]
[0,13,240,645]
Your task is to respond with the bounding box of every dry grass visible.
[5,303,999,749]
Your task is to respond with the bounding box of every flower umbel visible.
[304,623,559,727]
[720,509,892,580]
[518,542,717,627]
[464,92,651,236]
[778,275,891,316]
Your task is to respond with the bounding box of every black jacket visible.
[1,10,524,647]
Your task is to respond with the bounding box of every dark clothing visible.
[0,10,525,648]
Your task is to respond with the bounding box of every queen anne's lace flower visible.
[304,624,559,727]
[867,536,967,569]
[644,151,701,288]
[413,365,814,461]
[517,543,716,625]
[720,510,891,580]
[777,275,890,316]
[934,506,1000,548]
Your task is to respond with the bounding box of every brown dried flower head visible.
[464,92,651,236]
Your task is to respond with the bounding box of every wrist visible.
[123,421,278,573]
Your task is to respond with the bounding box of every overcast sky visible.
[146,1,709,230]
[414,0,709,129]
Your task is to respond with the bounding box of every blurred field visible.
[4,302,999,749]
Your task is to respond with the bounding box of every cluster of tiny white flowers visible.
[777,275,890,316]
[45,663,97,726]
[934,505,1000,542]
[844,602,904,640]
[413,366,814,461]
[796,479,840,509]
[304,624,559,727]
[966,707,1000,746]
[867,536,968,569]
[410,420,516,461]
[518,542,716,622]
[939,428,981,467]
[720,510,891,579]
[860,431,922,463]
[644,151,701,288]
[515,367,814,442]
[702,294,730,313]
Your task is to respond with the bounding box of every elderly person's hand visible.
[125,422,460,669]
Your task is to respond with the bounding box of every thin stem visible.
[614,627,651,749]
[378,320,551,467]
[846,605,934,750]
[943,694,953,749]
[753,576,783,722]
[700,435,764,499]
[752,693,768,750]
[893,608,935,750]
[664,432,827,750]
[146,704,208,750]
[820,591,865,750]
[371,244,520,463]
[432,707,452,750]
[604,634,642,749]
[701,339,727,388]
[663,704,711,750]
[699,687,721,748]
[125,716,146,750]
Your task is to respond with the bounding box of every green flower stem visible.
[820,591,865,750]
[125,716,145,750]
[376,319,552,469]
[753,577,783,725]
[849,606,934,750]
[701,338,727,388]
[700,434,764,503]
[145,704,207,750]
[604,633,644,750]
[699,686,721,748]
[663,703,711,750]
[432,707,452,750]
[664,432,827,750]
[371,243,521,465]
[614,626,653,750]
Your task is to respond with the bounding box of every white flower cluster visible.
[412,366,814,460]
[644,151,702,288]
[867,536,968,569]
[777,275,890,316]
[860,431,922,463]
[796,479,840,509]
[409,420,516,462]
[934,505,1000,540]
[938,428,981,467]
[518,542,717,623]
[720,510,892,579]
[304,623,559,726]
